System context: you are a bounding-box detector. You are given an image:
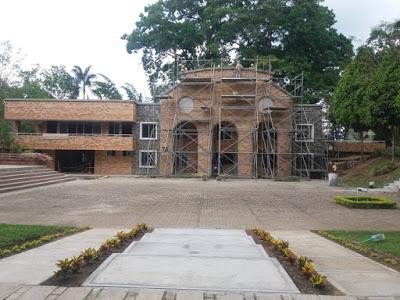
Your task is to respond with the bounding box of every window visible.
[123,151,132,157]
[93,122,101,135]
[220,129,232,140]
[108,122,120,135]
[47,121,57,133]
[139,151,157,168]
[106,150,116,157]
[140,122,157,140]
[295,124,314,142]
[121,122,133,135]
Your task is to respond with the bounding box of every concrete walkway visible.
[0,229,117,284]
[0,284,394,300]
[273,231,400,297]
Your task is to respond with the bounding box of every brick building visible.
[4,67,326,178]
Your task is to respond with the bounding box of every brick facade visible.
[95,151,132,175]
[5,99,136,122]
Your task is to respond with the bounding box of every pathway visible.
[272,231,400,297]
[0,229,117,284]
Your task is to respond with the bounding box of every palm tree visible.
[92,74,122,100]
[72,65,96,99]
[121,83,143,102]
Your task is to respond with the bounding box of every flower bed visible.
[20,152,53,163]
[42,223,150,287]
[335,195,396,208]
[250,228,341,295]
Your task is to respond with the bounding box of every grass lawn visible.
[325,231,400,257]
[0,224,74,250]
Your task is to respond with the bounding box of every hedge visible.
[335,196,397,209]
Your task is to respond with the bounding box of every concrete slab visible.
[123,242,268,258]
[324,271,400,297]
[0,228,117,284]
[135,289,165,300]
[55,287,93,300]
[141,233,256,245]
[83,254,299,293]
[311,257,393,272]
[0,284,21,299]
[153,228,249,236]
[95,287,128,299]
[176,290,204,300]
[14,285,56,300]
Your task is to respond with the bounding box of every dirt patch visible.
[247,230,342,295]
[41,230,149,287]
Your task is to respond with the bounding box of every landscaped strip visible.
[42,223,149,286]
[316,230,400,272]
[250,228,341,295]
[0,224,88,258]
[335,195,396,208]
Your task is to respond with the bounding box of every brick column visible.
[197,123,210,176]
[237,129,253,177]
[276,112,292,177]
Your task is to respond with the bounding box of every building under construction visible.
[4,59,327,178]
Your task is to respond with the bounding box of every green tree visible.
[122,0,353,101]
[92,74,122,100]
[367,46,400,161]
[72,65,96,99]
[41,65,79,99]
[331,46,377,160]
[121,83,142,102]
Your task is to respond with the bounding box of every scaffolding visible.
[145,58,327,179]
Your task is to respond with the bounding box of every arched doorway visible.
[257,121,277,178]
[173,122,198,175]
[212,122,238,176]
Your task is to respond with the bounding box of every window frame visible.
[295,124,314,142]
[139,150,157,168]
[140,122,158,140]
[106,150,116,157]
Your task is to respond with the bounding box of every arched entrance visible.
[257,121,277,178]
[173,122,198,175]
[212,122,238,176]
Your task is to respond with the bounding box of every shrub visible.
[69,256,83,273]
[298,256,313,269]
[372,161,397,176]
[20,152,53,162]
[55,258,71,278]
[115,231,130,242]
[302,261,315,277]
[335,196,396,209]
[81,248,98,263]
[310,273,326,288]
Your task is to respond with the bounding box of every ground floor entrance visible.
[55,150,95,173]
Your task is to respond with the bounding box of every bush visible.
[372,161,397,176]
[335,196,396,209]
[20,152,53,162]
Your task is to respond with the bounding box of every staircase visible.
[0,166,75,193]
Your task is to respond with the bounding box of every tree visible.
[72,65,96,99]
[0,40,24,85]
[122,0,353,100]
[92,74,122,100]
[41,65,79,99]
[331,46,377,160]
[367,46,400,161]
[121,83,142,102]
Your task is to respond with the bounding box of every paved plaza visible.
[0,177,399,229]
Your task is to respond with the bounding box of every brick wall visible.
[5,99,136,122]
[17,135,134,151]
[95,151,132,175]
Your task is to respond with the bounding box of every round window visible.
[258,98,274,112]
[178,96,194,113]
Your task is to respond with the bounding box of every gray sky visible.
[1,0,400,98]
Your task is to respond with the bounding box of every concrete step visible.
[0,177,75,193]
[0,165,45,173]
[0,168,50,178]
[140,232,257,246]
[0,174,70,188]
[123,241,268,258]
[0,172,65,184]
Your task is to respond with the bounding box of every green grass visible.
[0,224,73,250]
[338,157,400,188]
[326,231,400,257]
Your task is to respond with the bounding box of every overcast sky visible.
[1,0,400,98]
